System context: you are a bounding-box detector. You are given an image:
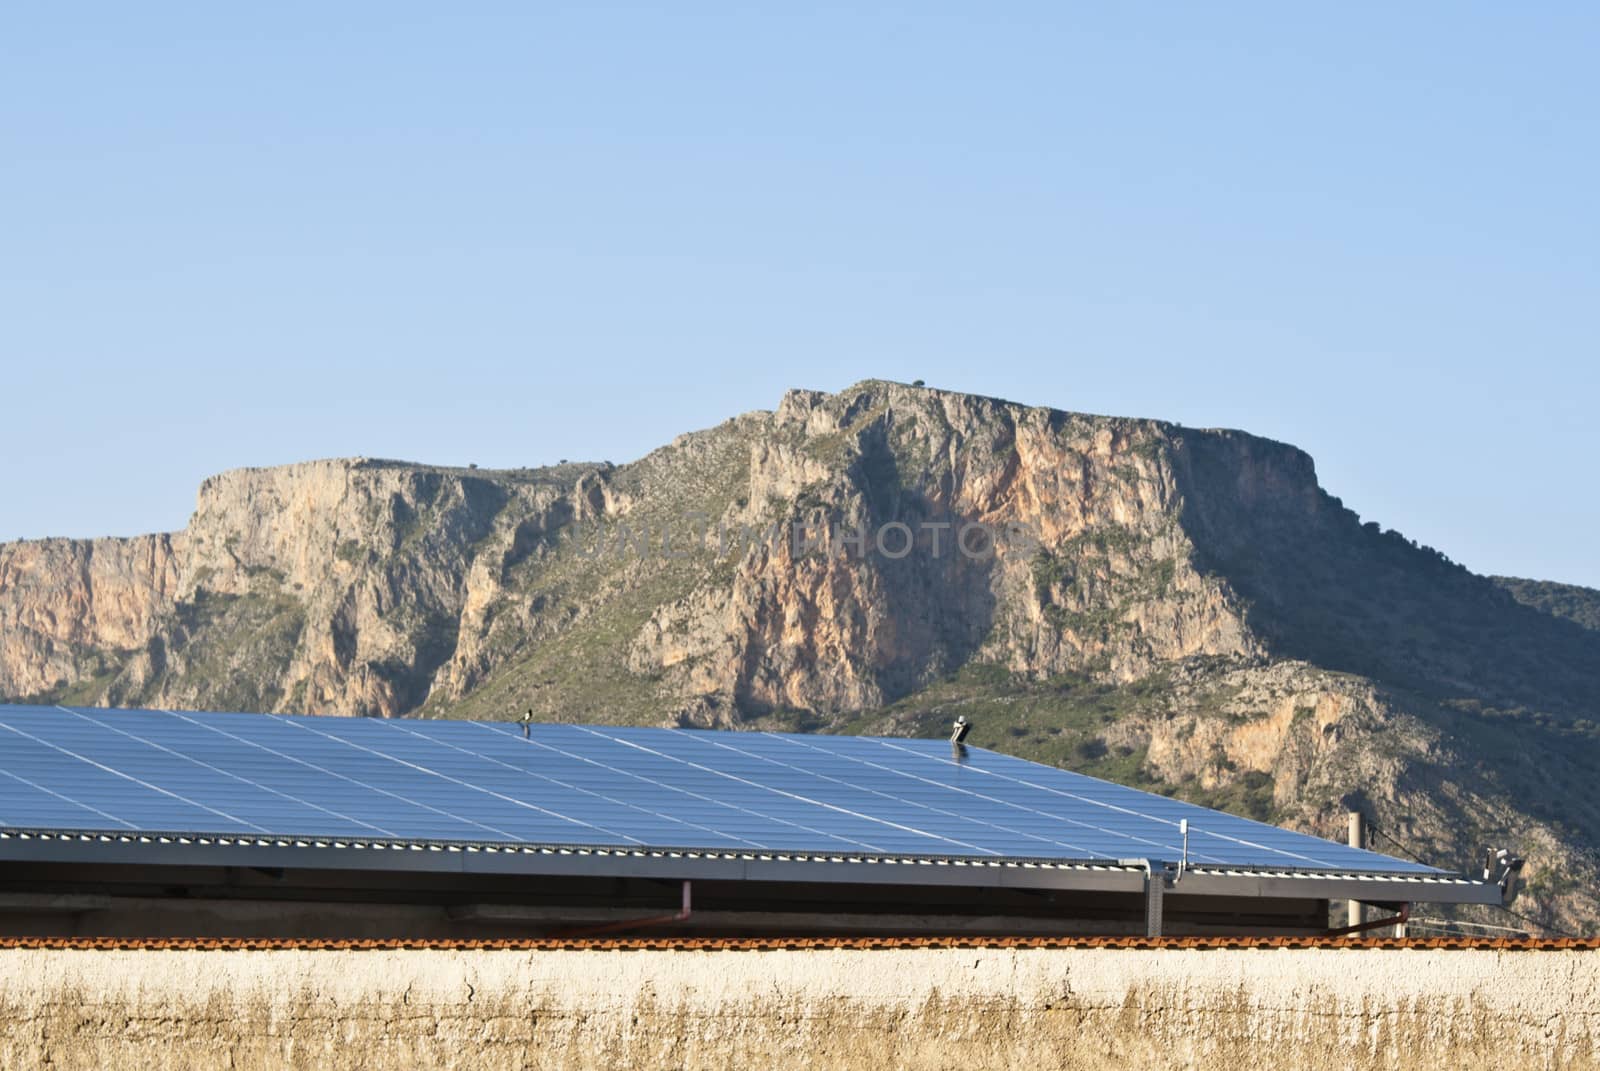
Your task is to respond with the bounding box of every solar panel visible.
[0,703,1435,874]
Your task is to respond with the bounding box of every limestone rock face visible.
[3,380,1598,934]
[0,385,1288,719]
[0,534,183,701]
[0,458,607,718]
[626,387,1261,716]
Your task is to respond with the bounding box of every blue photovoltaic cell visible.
[0,704,1436,873]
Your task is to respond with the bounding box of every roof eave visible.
[0,829,1500,905]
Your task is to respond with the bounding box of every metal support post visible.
[1346,812,1363,929]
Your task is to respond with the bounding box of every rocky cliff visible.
[3,381,1597,933]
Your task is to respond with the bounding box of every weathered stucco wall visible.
[2,946,1597,1070]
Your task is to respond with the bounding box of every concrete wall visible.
[2,946,1597,1070]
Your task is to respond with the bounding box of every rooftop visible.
[0,704,1503,939]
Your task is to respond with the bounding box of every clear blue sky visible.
[3,5,1596,586]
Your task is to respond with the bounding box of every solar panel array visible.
[0,704,1434,873]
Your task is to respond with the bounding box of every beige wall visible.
[3,946,1597,1070]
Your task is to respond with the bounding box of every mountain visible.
[3,380,1596,933]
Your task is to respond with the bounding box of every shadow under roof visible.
[0,704,1436,877]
